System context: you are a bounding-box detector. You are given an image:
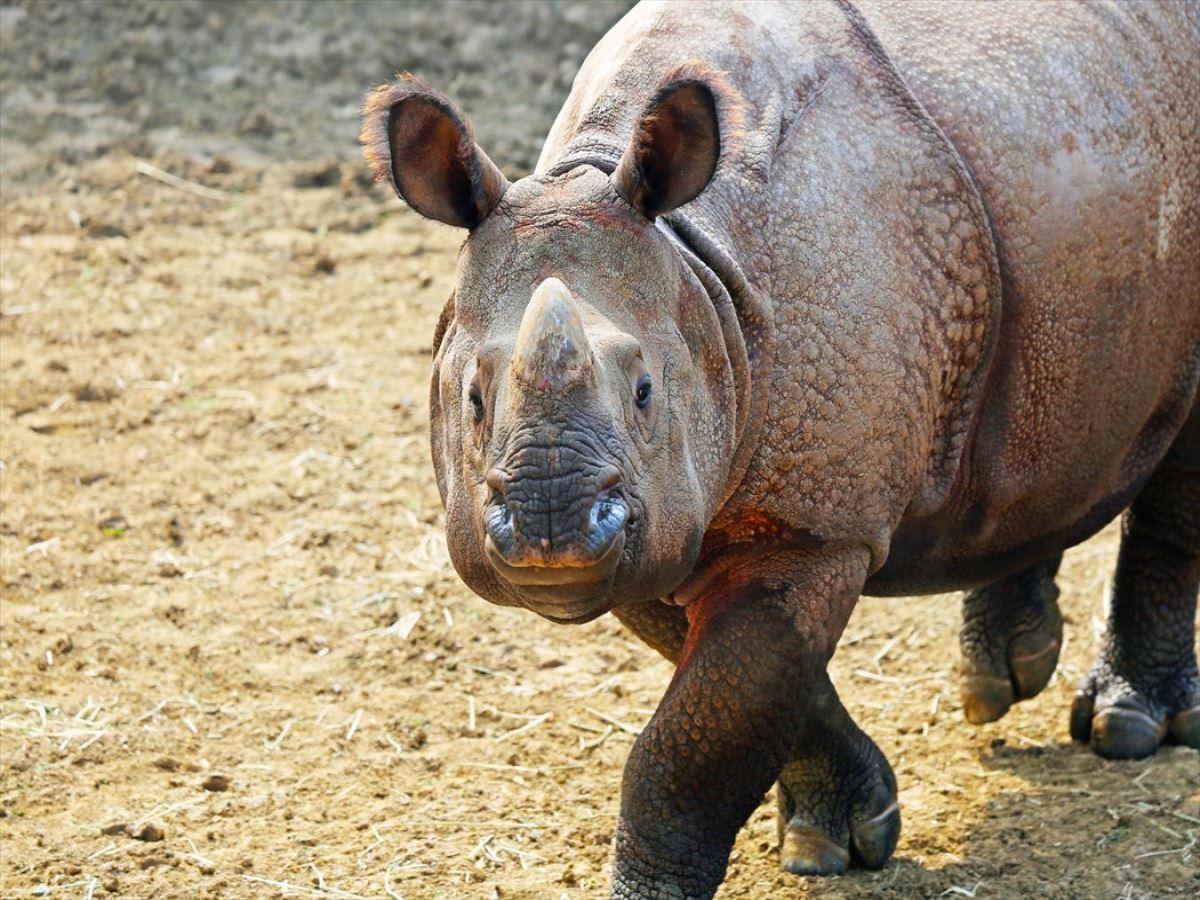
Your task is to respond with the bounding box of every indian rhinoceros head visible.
[362,68,740,623]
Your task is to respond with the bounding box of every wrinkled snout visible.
[484,464,627,585]
[481,277,629,588]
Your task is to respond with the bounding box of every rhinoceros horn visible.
[511,278,594,391]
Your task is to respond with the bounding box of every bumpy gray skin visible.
[362,1,1200,897]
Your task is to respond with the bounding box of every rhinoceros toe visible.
[960,673,1016,725]
[780,824,849,876]
[1168,703,1200,748]
[848,797,902,870]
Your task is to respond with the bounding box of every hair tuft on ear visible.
[360,73,507,229]
[652,60,746,143]
[361,73,423,190]
[614,61,744,220]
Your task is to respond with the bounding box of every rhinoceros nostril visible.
[483,501,517,560]
[588,468,625,532]
[585,495,628,559]
[593,497,619,524]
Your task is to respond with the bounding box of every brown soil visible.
[1,3,1197,900]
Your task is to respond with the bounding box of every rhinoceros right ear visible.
[613,64,724,220]
[361,74,508,229]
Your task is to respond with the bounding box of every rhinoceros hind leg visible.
[959,555,1064,724]
[776,681,900,876]
[1071,415,1199,759]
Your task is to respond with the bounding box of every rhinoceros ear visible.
[613,65,722,220]
[361,74,508,228]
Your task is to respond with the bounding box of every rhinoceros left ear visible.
[613,64,723,220]
[361,74,508,229]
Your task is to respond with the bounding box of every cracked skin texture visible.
[362,1,1200,896]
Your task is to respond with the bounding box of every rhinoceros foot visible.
[1071,426,1198,759]
[959,556,1063,724]
[776,687,900,876]
[1070,670,1200,759]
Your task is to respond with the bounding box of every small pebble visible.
[293,161,342,189]
[134,822,165,842]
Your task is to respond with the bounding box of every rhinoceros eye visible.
[468,380,484,423]
[634,374,652,410]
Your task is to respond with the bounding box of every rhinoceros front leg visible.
[610,549,880,899]
[615,596,900,879]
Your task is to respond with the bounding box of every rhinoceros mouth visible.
[484,526,625,587]
[513,585,617,625]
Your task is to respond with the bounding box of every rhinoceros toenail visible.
[781,825,849,876]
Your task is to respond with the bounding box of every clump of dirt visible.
[1,2,1198,898]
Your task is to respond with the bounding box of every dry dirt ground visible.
[1,3,1198,900]
[0,0,635,184]
[1,151,1197,900]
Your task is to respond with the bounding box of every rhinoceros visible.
[362,0,1199,895]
